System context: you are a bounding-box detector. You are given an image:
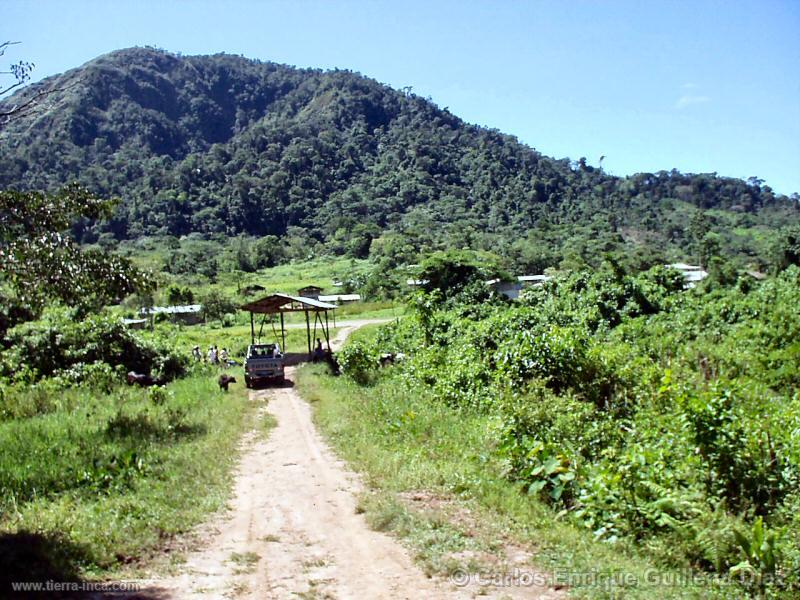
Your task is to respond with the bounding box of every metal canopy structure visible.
[240,293,337,357]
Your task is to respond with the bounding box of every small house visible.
[318,293,362,304]
[665,263,709,289]
[242,284,266,296]
[297,285,324,300]
[485,279,523,299]
[140,304,204,325]
[122,318,147,330]
[486,275,551,299]
[517,275,550,287]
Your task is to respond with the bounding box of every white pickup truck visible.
[244,343,285,388]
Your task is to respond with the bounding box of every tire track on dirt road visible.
[99,319,560,599]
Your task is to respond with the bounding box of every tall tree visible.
[0,184,151,312]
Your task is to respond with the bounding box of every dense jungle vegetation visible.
[1,47,798,274]
[1,46,798,594]
[335,258,800,596]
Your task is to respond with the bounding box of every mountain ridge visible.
[1,47,796,268]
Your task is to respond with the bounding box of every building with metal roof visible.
[318,294,361,304]
[139,304,204,325]
[240,293,337,357]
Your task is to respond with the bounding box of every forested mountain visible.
[1,47,797,269]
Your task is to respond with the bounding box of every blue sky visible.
[5,0,800,195]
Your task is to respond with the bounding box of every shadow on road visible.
[1,530,87,599]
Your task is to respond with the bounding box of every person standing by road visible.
[312,338,325,362]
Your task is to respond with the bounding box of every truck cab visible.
[244,343,285,388]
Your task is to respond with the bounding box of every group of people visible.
[192,339,328,364]
[192,344,231,365]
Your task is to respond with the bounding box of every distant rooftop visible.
[140,304,202,315]
[318,294,361,302]
[240,293,337,314]
[517,274,550,282]
[666,263,704,271]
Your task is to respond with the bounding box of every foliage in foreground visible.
[338,266,800,596]
[0,367,250,586]
[0,185,150,317]
[299,361,733,599]
[0,306,187,397]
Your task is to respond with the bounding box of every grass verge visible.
[0,365,255,588]
[295,363,735,599]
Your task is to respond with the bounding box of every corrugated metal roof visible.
[240,293,337,314]
[683,270,708,282]
[666,263,703,271]
[318,294,361,302]
[140,304,202,315]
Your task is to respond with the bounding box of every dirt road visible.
[111,321,559,599]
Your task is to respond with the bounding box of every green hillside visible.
[1,47,797,271]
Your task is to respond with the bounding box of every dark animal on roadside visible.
[324,351,340,376]
[218,374,237,391]
[126,371,161,387]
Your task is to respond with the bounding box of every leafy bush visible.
[494,325,591,393]
[679,384,798,515]
[496,382,616,507]
[337,341,378,385]
[337,265,800,594]
[1,306,188,386]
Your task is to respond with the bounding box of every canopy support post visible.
[324,310,331,351]
[280,311,286,353]
[257,313,268,343]
[305,309,312,357]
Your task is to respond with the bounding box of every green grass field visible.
[216,256,373,295]
[0,365,254,586]
[122,253,404,328]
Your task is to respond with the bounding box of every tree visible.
[201,289,237,323]
[166,285,194,305]
[699,232,722,269]
[418,249,507,296]
[252,235,285,268]
[0,42,33,96]
[0,184,151,312]
[227,234,256,272]
[774,225,800,271]
[0,41,66,129]
[689,211,711,264]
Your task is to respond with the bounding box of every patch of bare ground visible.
[398,491,567,598]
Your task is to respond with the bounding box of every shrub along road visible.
[99,320,560,598]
